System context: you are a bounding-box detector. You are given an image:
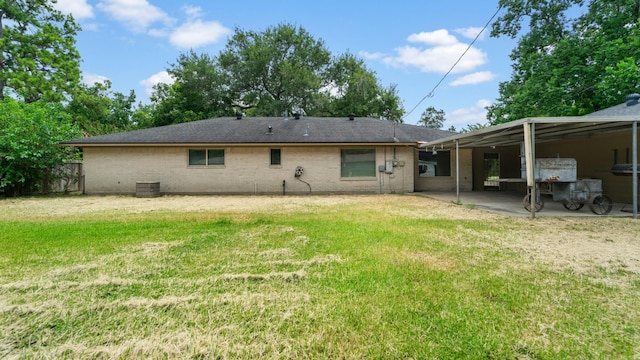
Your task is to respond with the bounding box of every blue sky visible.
[53,0,517,129]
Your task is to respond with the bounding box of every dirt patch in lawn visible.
[498,216,640,277]
[0,194,363,218]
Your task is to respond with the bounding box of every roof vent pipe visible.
[236,112,242,120]
[625,93,640,106]
[348,113,355,120]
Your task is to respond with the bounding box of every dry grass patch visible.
[498,217,640,275]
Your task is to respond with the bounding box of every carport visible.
[418,112,639,219]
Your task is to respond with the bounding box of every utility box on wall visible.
[385,160,394,174]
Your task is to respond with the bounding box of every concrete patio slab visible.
[417,191,635,218]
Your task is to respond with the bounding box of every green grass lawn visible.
[1,195,639,359]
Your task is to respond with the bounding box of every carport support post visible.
[523,122,536,219]
[456,140,460,204]
[633,121,638,219]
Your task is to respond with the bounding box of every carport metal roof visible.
[417,115,639,219]
[417,115,639,150]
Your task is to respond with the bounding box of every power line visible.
[403,6,503,120]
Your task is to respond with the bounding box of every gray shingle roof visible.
[62,116,454,145]
[585,95,640,117]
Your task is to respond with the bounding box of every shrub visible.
[0,99,80,196]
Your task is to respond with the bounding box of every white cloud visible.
[407,29,458,46]
[148,28,168,37]
[82,72,110,86]
[385,43,487,74]
[455,27,486,40]
[381,28,488,74]
[54,0,94,19]
[182,5,204,19]
[95,2,228,49]
[449,71,497,86]
[97,0,174,33]
[157,6,231,49]
[358,51,385,60]
[140,71,175,96]
[447,99,492,128]
[169,20,230,49]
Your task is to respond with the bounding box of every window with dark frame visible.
[341,149,376,178]
[270,148,281,165]
[188,148,225,166]
[207,149,224,165]
[188,149,206,166]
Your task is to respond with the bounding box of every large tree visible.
[318,53,404,121]
[0,0,81,103]
[418,106,446,129]
[149,23,404,125]
[149,51,230,126]
[218,24,330,117]
[488,0,640,124]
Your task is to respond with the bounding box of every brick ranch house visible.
[61,115,461,195]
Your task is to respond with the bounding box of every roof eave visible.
[60,141,419,147]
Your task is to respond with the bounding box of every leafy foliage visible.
[461,122,490,133]
[0,99,80,196]
[0,0,81,103]
[318,53,404,121]
[148,51,229,126]
[488,0,640,124]
[418,106,446,128]
[219,24,331,117]
[66,81,137,136]
[148,24,404,126]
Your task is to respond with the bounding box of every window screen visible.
[188,149,206,166]
[341,149,376,177]
[207,149,224,165]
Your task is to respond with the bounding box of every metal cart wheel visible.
[562,201,584,211]
[523,193,544,212]
[589,195,613,215]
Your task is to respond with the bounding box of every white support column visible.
[456,140,460,204]
[523,122,536,219]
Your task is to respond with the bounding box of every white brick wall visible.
[82,145,426,195]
